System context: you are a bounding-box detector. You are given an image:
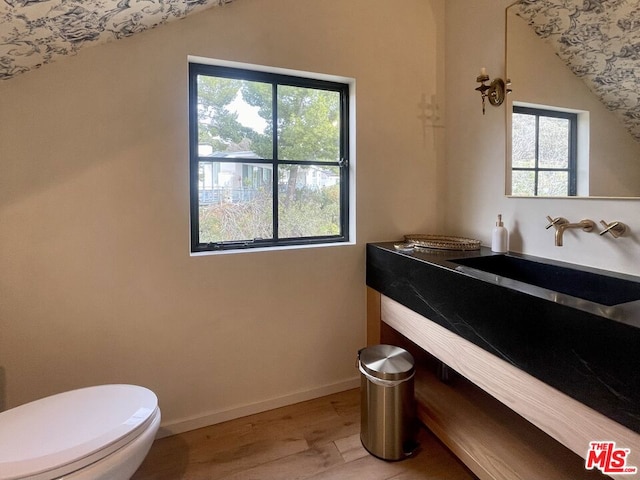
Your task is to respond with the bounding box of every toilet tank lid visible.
[0,384,158,480]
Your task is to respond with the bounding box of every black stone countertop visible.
[366,242,640,434]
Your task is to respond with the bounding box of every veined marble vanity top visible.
[366,242,640,434]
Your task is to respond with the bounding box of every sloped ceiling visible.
[515,0,640,142]
[3,0,639,144]
[0,0,233,80]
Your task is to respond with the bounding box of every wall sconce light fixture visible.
[475,67,510,115]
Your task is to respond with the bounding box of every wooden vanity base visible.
[367,288,638,480]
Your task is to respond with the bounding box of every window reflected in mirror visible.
[511,105,577,197]
[506,1,640,198]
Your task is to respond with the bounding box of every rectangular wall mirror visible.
[506,0,640,198]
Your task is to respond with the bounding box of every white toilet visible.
[0,384,161,480]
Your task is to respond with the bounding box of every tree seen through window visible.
[189,64,349,252]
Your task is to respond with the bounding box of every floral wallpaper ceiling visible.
[516,0,640,142]
[0,0,233,80]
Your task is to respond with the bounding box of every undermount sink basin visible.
[451,254,640,306]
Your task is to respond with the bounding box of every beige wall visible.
[0,0,445,431]
[445,0,640,275]
[4,0,635,437]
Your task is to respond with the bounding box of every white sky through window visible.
[226,92,267,134]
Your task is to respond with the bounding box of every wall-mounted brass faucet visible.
[599,220,627,238]
[545,216,595,246]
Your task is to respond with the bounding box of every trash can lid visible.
[359,344,415,381]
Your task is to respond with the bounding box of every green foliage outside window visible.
[190,64,349,251]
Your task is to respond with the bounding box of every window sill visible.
[190,239,356,256]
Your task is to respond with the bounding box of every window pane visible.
[538,171,568,196]
[512,113,536,168]
[190,63,349,252]
[198,161,273,243]
[197,76,272,159]
[278,86,341,162]
[512,170,536,196]
[539,117,569,168]
[278,165,341,238]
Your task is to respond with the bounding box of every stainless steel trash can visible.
[358,344,416,461]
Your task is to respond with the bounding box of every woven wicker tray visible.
[404,234,481,251]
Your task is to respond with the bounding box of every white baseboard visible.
[157,376,360,438]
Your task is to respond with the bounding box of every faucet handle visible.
[545,216,568,229]
[599,220,627,238]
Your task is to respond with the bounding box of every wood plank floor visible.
[132,389,477,479]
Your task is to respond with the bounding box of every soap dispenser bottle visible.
[492,214,508,253]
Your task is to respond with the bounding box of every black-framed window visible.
[189,63,350,253]
[512,106,577,196]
